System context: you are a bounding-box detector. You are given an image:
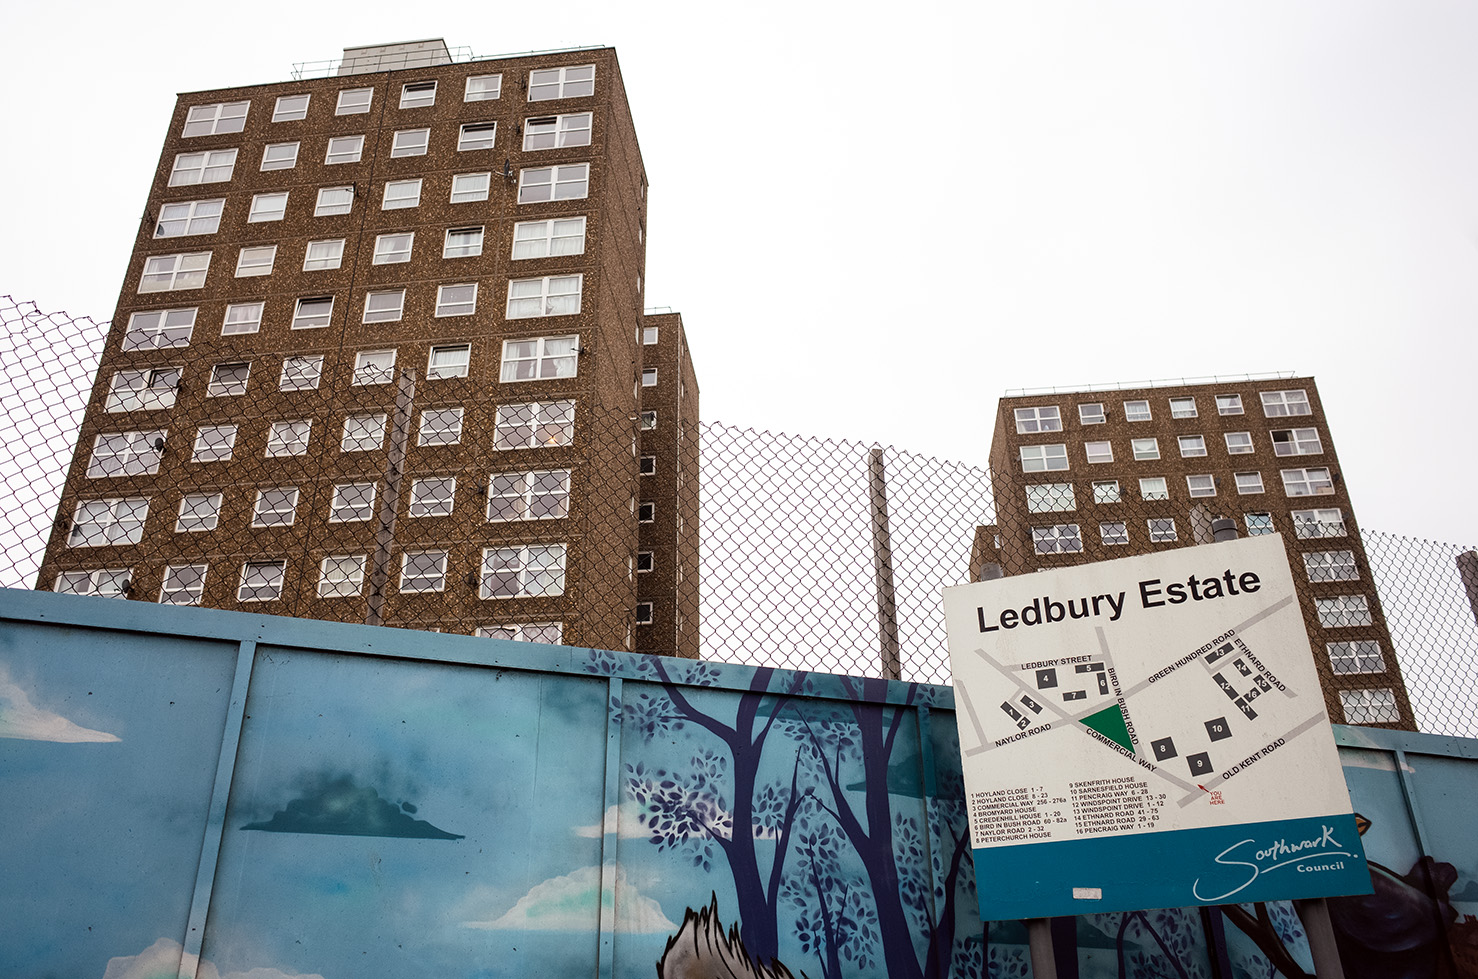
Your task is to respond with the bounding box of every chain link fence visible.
[4,295,1476,737]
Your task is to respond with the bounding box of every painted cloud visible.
[101,937,325,979]
[464,864,676,932]
[0,663,119,743]
[242,772,463,840]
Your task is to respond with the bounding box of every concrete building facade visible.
[974,375,1414,729]
[38,41,699,657]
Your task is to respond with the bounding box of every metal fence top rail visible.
[1004,371,1302,397]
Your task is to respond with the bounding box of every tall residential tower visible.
[38,41,699,658]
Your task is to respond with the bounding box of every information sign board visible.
[944,534,1372,920]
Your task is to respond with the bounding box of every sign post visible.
[944,534,1371,930]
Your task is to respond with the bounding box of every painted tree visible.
[617,659,978,979]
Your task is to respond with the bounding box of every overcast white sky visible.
[4,1,1476,545]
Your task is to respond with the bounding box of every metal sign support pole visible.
[1293,898,1346,978]
[1026,918,1058,979]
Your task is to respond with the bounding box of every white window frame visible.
[1216,394,1244,415]
[1292,508,1347,539]
[636,551,654,573]
[182,100,248,137]
[1131,438,1160,461]
[336,88,373,114]
[1304,550,1358,582]
[292,296,334,330]
[506,274,583,318]
[1092,480,1120,503]
[221,302,263,336]
[528,64,595,101]
[1272,428,1323,456]
[408,477,457,517]
[1139,477,1168,501]
[1340,688,1399,725]
[427,344,471,380]
[486,469,572,522]
[234,245,275,278]
[512,217,587,259]
[261,142,300,171]
[237,560,287,602]
[328,482,378,523]
[399,550,448,593]
[465,74,502,102]
[1178,435,1207,458]
[523,112,593,150]
[1026,483,1075,513]
[1078,403,1105,425]
[500,335,579,382]
[191,424,237,462]
[363,290,405,323]
[315,185,354,216]
[251,488,299,528]
[478,622,563,643]
[641,368,658,387]
[635,602,654,625]
[325,135,365,165]
[382,178,423,209]
[418,407,465,446]
[638,501,656,523]
[517,163,590,203]
[1014,406,1062,434]
[1168,397,1198,419]
[1245,512,1275,536]
[169,149,237,186]
[280,355,324,391]
[1084,441,1113,464]
[642,326,659,345]
[265,420,311,457]
[400,80,437,108]
[494,400,576,450]
[1235,471,1265,495]
[435,283,478,317]
[1186,474,1216,498]
[176,492,222,532]
[154,198,224,237]
[450,172,491,203]
[1318,596,1374,629]
[1148,518,1178,543]
[373,233,413,264]
[55,569,131,598]
[141,251,212,292]
[1225,432,1254,455]
[458,121,498,151]
[124,308,196,349]
[353,350,396,386]
[639,410,657,430]
[340,413,387,453]
[160,564,208,605]
[1019,444,1068,472]
[105,367,180,412]
[1032,524,1083,555]
[391,128,430,157]
[444,226,484,258]
[1281,467,1334,497]
[273,94,309,122]
[303,239,345,271]
[87,430,165,478]
[68,497,149,547]
[318,555,367,598]
[1100,521,1129,546]
[1123,400,1151,421]
[1261,389,1311,417]
[479,544,568,599]
[206,362,249,398]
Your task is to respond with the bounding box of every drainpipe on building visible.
[868,446,901,681]
[366,369,417,627]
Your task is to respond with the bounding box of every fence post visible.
[868,446,901,681]
[366,369,416,627]
[1457,551,1478,628]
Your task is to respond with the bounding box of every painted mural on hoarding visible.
[1,594,1476,979]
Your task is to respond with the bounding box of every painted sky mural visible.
[2,593,1475,979]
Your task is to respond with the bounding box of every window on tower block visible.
[1339,688,1399,724]
[124,308,196,349]
[87,430,165,477]
[1124,400,1151,421]
[1019,444,1068,472]
[1078,403,1105,424]
[1261,389,1311,417]
[427,345,471,379]
[261,142,299,171]
[400,550,448,593]
[318,555,366,598]
[408,478,456,517]
[436,283,478,316]
[183,101,248,136]
[479,544,567,599]
[507,275,583,318]
[141,252,212,292]
[336,88,373,114]
[238,560,287,602]
[458,122,497,151]
[383,179,422,209]
[501,336,578,381]
[160,564,207,605]
[273,94,309,121]
[517,163,589,203]
[465,74,502,101]
[155,199,224,237]
[170,149,237,186]
[523,112,592,150]
[353,349,396,386]
[512,217,586,259]
[1013,406,1061,434]
[106,368,180,411]
[486,470,571,521]
[68,497,149,547]
[400,81,437,108]
[528,65,595,101]
[303,239,345,271]
[493,401,576,449]
[391,128,430,157]
[1032,524,1082,555]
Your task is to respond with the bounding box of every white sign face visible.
[944,534,1370,920]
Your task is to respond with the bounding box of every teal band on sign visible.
[973,812,1372,920]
